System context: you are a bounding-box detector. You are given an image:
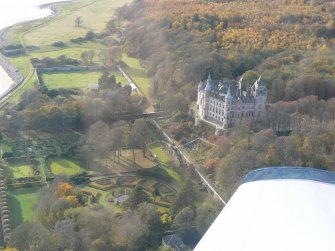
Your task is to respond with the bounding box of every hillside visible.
[117,0,335,102]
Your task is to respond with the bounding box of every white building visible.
[194,167,335,251]
[196,74,267,133]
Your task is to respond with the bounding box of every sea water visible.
[0,0,70,31]
[0,0,70,96]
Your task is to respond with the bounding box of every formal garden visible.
[0,130,181,227]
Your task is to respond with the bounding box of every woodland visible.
[116,0,335,198]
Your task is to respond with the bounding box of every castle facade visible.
[196,74,267,133]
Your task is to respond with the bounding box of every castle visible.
[196,74,267,134]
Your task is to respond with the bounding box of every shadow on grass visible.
[7,187,40,228]
[7,194,24,229]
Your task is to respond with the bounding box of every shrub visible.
[52,41,66,47]
[70,37,85,43]
[70,172,89,185]
[2,152,14,158]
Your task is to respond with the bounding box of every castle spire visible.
[204,73,213,91]
[208,73,212,82]
[225,85,232,100]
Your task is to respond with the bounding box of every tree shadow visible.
[7,194,24,229]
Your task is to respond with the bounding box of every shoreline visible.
[0,1,70,101]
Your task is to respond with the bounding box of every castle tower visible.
[238,76,246,96]
[223,85,233,128]
[253,76,267,119]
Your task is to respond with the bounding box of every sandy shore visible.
[0,1,69,99]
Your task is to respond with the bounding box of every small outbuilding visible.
[87,83,99,92]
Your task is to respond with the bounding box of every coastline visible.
[0,1,70,100]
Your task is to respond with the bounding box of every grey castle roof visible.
[204,74,213,91]
[198,77,255,103]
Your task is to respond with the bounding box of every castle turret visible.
[223,85,233,128]
[238,76,246,96]
[204,74,213,92]
[253,76,267,118]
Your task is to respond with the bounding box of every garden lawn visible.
[150,144,182,183]
[47,157,81,175]
[41,71,127,89]
[122,54,150,96]
[7,187,40,228]
[5,164,34,178]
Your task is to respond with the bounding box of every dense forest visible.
[117,0,335,102]
[116,0,335,198]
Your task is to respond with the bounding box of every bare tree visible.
[75,16,83,27]
[129,119,150,158]
[110,121,125,163]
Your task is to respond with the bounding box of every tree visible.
[172,207,200,247]
[161,93,189,114]
[9,222,56,251]
[172,207,194,231]
[81,50,95,65]
[98,72,117,89]
[204,158,218,172]
[129,128,141,163]
[75,16,83,27]
[107,46,122,65]
[105,18,120,34]
[110,121,124,162]
[195,202,221,235]
[130,119,150,158]
[124,186,150,210]
[87,120,111,161]
[171,177,198,214]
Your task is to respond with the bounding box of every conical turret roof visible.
[225,85,233,99]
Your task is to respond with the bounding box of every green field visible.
[5,164,34,179]
[21,0,132,46]
[122,54,150,96]
[41,71,127,89]
[7,188,40,228]
[47,156,81,175]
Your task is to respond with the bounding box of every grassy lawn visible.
[46,156,81,175]
[41,70,127,89]
[7,187,40,228]
[122,54,151,96]
[22,0,132,46]
[8,56,32,77]
[5,164,34,179]
[150,144,182,183]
